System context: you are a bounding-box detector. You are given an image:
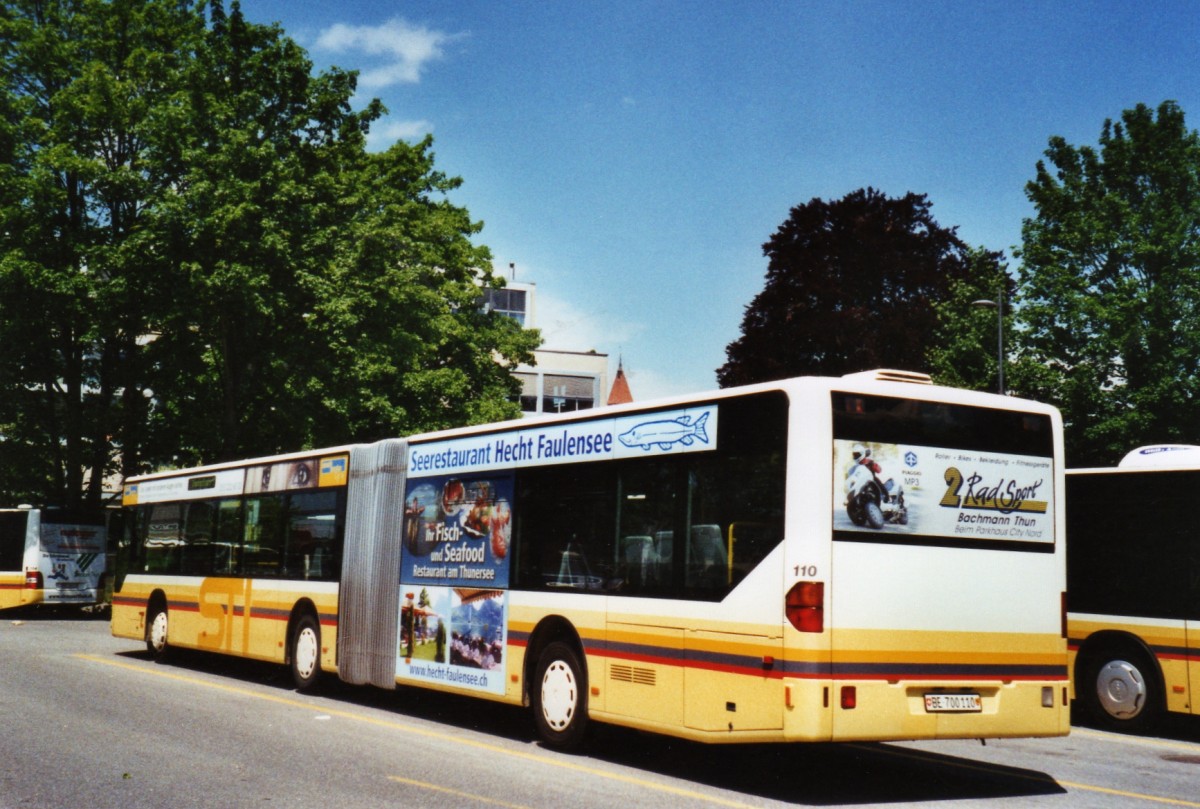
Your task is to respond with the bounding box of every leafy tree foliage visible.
[718,188,984,387]
[0,0,537,509]
[925,247,1012,393]
[1017,101,1200,465]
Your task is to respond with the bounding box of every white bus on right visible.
[1067,444,1200,732]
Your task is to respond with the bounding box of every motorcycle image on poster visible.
[832,439,1053,548]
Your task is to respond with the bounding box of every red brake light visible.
[786,581,824,633]
[841,686,857,709]
[25,570,42,589]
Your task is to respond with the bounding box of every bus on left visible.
[0,506,108,610]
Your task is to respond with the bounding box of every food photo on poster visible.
[397,474,513,695]
[401,474,513,588]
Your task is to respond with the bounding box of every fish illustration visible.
[619,412,710,451]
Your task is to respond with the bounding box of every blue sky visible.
[247,1,1200,401]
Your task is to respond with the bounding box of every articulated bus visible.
[1067,444,1200,732]
[0,507,107,610]
[112,370,1069,748]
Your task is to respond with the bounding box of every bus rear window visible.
[833,393,1053,457]
[832,392,1055,552]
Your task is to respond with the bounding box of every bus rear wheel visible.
[290,614,322,692]
[146,606,169,662]
[1084,648,1160,732]
[533,641,589,750]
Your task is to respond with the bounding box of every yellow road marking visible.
[1057,781,1200,808]
[1071,726,1200,754]
[866,743,1200,808]
[75,654,757,809]
[387,775,532,808]
[79,654,1200,808]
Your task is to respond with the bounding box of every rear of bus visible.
[0,507,107,609]
[783,372,1070,741]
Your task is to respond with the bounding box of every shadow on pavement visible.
[114,644,1066,805]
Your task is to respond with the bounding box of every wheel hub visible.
[541,660,577,731]
[295,627,318,679]
[1097,659,1146,719]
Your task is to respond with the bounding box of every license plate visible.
[924,693,981,713]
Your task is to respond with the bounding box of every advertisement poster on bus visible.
[397,473,512,695]
[401,474,513,589]
[395,586,508,696]
[832,439,1054,546]
[405,404,718,478]
[39,521,106,602]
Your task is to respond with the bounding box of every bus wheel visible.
[533,642,589,750]
[290,614,322,692]
[146,606,169,662]
[1086,650,1160,732]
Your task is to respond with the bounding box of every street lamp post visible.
[971,294,1004,395]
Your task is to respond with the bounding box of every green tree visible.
[717,188,977,386]
[925,247,1012,393]
[0,0,537,508]
[1018,101,1200,465]
[0,0,202,507]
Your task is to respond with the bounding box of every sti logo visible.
[321,457,346,476]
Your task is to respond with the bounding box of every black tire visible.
[290,614,322,692]
[533,641,589,750]
[864,499,885,530]
[1081,647,1161,733]
[146,604,169,662]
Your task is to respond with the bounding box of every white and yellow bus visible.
[0,506,107,610]
[1067,445,1200,732]
[113,370,1069,748]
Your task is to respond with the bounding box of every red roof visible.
[607,362,633,405]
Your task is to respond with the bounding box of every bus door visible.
[682,523,784,734]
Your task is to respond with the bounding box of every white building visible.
[480,281,624,417]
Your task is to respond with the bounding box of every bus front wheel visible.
[146,606,169,662]
[1084,648,1160,732]
[290,614,322,692]
[533,641,589,750]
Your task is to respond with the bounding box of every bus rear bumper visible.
[809,679,1072,742]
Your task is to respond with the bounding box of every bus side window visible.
[0,511,27,570]
[243,496,285,577]
[214,499,242,575]
[616,461,677,594]
[284,491,339,581]
[515,465,615,592]
[144,503,183,574]
[686,524,727,590]
[181,501,215,576]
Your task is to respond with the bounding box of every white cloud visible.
[366,119,433,151]
[534,290,643,354]
[315,18,456,88]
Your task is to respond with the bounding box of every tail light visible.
[786,581,824,633]
[25,570,42,589]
